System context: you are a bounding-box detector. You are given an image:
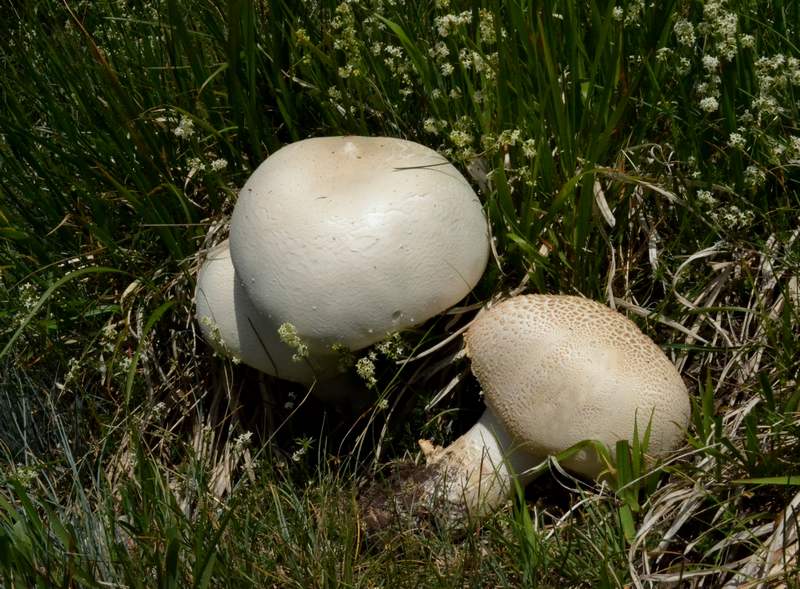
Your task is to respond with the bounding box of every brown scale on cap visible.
[464,295,690,478]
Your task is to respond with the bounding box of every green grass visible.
[1,0,799,586]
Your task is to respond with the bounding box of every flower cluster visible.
[277,322,308,362]
[355,353,378,389]
[172,115,195,139]
[695,189,756,230]
[331,2,363,79]
[434,11,472,38]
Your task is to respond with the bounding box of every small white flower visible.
[699,96,719,112]
[522,139,537,159]
[375,332,405,360]
[295,28,310,44]
[356,355,377,388]
[744,165,766,188]
[728,132,746,149]
[789,136,800,156]
[498,129,521,146]
[423,117,439,134]
[210,158,227,172]
[656,47,672,63]
[20,283,39,311]
[696,190,717,206]
[674,19,695,47]
[291,446,307,462]
[187,157,204,174]
[151,401,167,419]
[278,323,308,361]
[440,62,454,76]
[702,55,720,71]
[429,42,450,61]
[173,115,195,139]
[478,9,496,44]
[612,6,624,21]
[233,431,253,453]
[449,129,473,148]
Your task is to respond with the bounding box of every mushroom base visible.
[359,409,542,534]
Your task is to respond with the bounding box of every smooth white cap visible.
[229,136,490,352]
[464,295,691,477]
[195,240,337,384]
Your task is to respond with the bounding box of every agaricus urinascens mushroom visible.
[361,294,691,529]
[195,240,339,384]
[196,136,490,386]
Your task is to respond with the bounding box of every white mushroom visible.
[228,136,490,356]
[361,294,691,528]
[195,240,338,384]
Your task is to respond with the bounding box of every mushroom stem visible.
[421,408,543,519]
[360,408,543,533]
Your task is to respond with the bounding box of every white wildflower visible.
[696,190,717,206]
[478,9,496,44]
[498,129,521,146]
[789,136,800,157]
[522,139,537,159]
[702,55,720,71]
[356,354,377,388]
[429,41,450,61]
[744,165,766,188]
[449,129,473,148]
[375,332,405,360]
[423,117,439,134]
[699,96,719,112]
[20,283,38,311]
[277,323,308,361]
[187,157,204,174]
[173,115,195,139]
[674,19,695,47]
[233,431,253,453]
[434,10,472,37]
[656,47,672,63]
[728,132,746,149]
[151,401,167,420]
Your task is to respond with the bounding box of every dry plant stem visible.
[724,489,800,589]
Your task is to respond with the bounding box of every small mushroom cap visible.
[195,240,338,384]
[463,295,690,477]
[229,136,490,351]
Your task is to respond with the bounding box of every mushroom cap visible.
[463,295,690,477]
[229,136,490,352]
[195,240,338,384]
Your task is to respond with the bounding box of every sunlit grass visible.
[1,0,799,586]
